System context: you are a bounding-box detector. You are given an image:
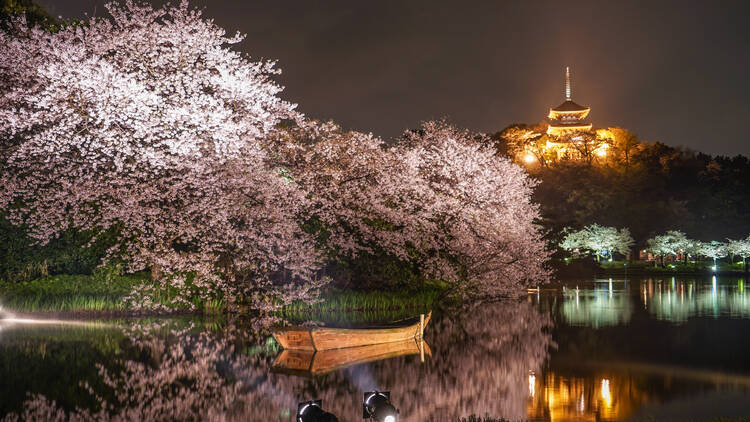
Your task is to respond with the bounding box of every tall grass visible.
[1,293,127,312]
[279,288,439,324]
[0,272,225,314]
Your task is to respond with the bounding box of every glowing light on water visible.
[713,276,717,294]
[529,374,536,397]
[0,315,105,328]
[601,379,612,407]
[0,304,14,321]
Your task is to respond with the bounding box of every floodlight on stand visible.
[297,400,339,422]
[363,391,398,422]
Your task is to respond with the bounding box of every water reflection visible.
[1,302,552,421]
[643,276,750,322]
[558,280,633,328]
[273,339,431,377]
[526,365,750,421]
[4,278,750,420]
[527,372,641,421]
[550,277,750,327]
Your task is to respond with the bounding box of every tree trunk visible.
[151,262,162,281]
[744,257,748,274]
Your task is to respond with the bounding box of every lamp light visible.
[363,391,398,422]
[298,400,338,422]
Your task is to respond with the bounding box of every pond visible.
[2,276,750,421]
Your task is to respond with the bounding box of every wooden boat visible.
[273,338,432,377]
[272,312,431,351]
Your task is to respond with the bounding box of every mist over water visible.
[2,277,750,420]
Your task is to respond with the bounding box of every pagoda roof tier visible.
[548,102,590,120]
[551,100,589,112]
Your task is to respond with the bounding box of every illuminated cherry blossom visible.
[0,1,322,309]
[278,120,549,298]
[560,224,633,262]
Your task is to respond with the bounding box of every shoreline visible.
[596,269,749,277]
[0,308,205,320]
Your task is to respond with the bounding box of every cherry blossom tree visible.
[394,122,549,296]
[645,231,690,267]
[0,1,323,309]
[560,224,633,262]
[726,236,750,272]
[276,120,550,299]
[697,241,728,269]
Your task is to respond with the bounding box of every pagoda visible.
[546,67,592,136]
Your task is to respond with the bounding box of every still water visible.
[2,276,750,421]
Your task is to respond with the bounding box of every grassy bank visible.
[1,273,440,321]
[598,260,749,276]
[555,258,749,278]
[0,273,227,315]
[0,273,146,314]
[279,287,440,324]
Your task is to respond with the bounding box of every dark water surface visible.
[2,276,750,421]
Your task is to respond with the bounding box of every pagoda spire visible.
[546,66,591,136]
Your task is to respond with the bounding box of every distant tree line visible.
[560,224,750,272]
[496,124,750,253]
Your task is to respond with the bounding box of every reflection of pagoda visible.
[547,67,592,136]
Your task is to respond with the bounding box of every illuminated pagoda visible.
[546,67,592,136]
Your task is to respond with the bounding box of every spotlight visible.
[297,400,338,422]
[363,391,398,422]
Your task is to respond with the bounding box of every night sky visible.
[39,0,750,156]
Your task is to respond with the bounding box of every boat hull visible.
[272,312,431,351]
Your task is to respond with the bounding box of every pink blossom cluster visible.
[278,120,549,299]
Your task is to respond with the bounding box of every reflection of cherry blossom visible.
[4,302,552,421]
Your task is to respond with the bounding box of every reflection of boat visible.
[273,338,432,376]
[272,312,431,351]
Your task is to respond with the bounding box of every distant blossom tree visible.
[726,236,750,272]
[0,1,324,310]
[645,231,690,267]
[560,224,634,262]
[698,241,728,269]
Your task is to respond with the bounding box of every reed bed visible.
[0,273,224,314]
[279,288,439,324]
